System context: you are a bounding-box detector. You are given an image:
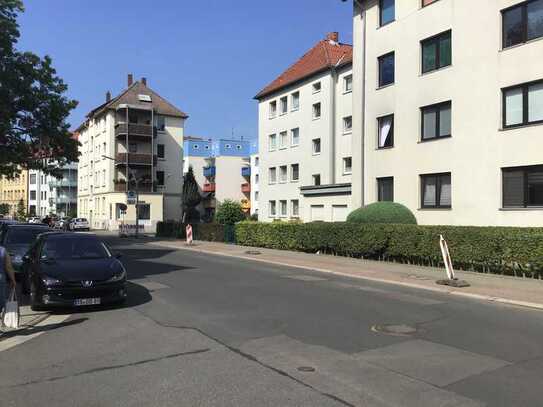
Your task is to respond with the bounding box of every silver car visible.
[70,218,90,231]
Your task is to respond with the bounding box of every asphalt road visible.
[1,236,542,406]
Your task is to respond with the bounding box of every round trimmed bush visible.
[346,202,417,225]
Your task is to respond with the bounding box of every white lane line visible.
[0,314,71,353]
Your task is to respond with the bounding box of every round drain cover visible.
[297,366,316,372]
[372,324,417,336]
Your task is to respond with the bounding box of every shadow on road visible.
[0,317,88,340]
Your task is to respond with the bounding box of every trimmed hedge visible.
[235,222,543,279]
[156,221,230,242]
[347,202,417,225]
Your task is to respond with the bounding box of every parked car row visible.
[28,216,90,231]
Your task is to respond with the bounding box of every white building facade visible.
[256,33,354,222]
[76,75,186,231]
[350,0,543,226]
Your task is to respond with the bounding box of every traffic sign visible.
[127,191,136,205]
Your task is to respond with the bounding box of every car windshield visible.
[5,228,48,245]
[41,238,111,260]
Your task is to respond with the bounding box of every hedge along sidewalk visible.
[150,239,543,311]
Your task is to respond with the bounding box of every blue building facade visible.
[183,138,253,159]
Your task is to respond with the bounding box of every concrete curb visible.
[151,241,543,312]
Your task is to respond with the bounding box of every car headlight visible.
[42,276,63,286]
[107,270,126,282]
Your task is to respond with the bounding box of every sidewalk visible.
[151,239,543,311]
[1,305,49,338]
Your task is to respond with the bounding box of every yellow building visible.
[0,170,29,218]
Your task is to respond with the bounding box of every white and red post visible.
[186,224,193,245]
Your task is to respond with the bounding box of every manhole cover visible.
[297,366,316,372]
[245,250,261,255]
[371,324,418,336]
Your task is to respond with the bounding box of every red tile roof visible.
[255,35,353,99]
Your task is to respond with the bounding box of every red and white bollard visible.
[186,224,193,245]
[436,234,469,287]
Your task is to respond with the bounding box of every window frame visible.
[291,199,300,217]
[290,163,300,182]
[279,96,288,115]
[420,172,452,209]
[379,0,395,27]
[377,177,394,202]
[422,0,442,7]
[279,131,288,149]
[502,164,543,208]
[290,127,300,147]
[268,167,277,184]
[312,81,322,93]
[420,100,452,141]
[279,200,288,217]
[312,102,321,119]
[502,78,543,129]
[502,0,543,49]
[269,200,277,217]
[344,74,353,93]
[313,174,321,186]
[343,116,353,134]
[269,100,277,119]
[343,157,353,175]
[421,30,452,74]
[268,134,277,151]
[378,51,395,87]
[279,165,288,183]
[377,114,394,149]
[291,91,300,111]
[312,138,321,155]
[157,144,165,159]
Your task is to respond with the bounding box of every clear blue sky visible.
[17,1,353,141]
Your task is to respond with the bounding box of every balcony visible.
[49,179,77,188]
[113,180,153,193]
[203,166,216,177]
[115,153,155,166]
[241,183,251,193]
[115,123,154,140]
[202,183,216,192]
[241,167,251,177]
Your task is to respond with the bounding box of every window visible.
[193,144,199,150]
[312,138,321,154]
[129,143,137,153]
[255,174,259,184]
[255,157,259,167]
[343,116,353,133]
[291,128,300,146]
[378,114,394,148]
[344,75,353,93]
[279,165,287,183]
[279,131,288,149]
[343,157,352,174]
[156,115,166,131]
[503,79,543,128]
[378,52,395,87]
[291,164,299,181]
[157,144,165,159]
[280,200,287,217]
[291,200,299,217]
[269,134,277,151]
[137,204,150,220]
[421,173,451,208]
[269,167,277,184]
[156,171,165,186]
[421,30,452,74]
[269,200,277,217]
[502,0,543,48]
[30,191,36,200]
[312,82,321,93]
[291,92,300,111]
[377,177,394,202]
[312,102,321,119]
[255,191,259,200]
[236,145,242,150]
[379,0,395,26]
[422,0,441,6]
[421,101,452,140]
[313,174,321,186]
[502,165,543,208]
[225,144,232,149]
[269,101,277,118]
[280,96,288,114]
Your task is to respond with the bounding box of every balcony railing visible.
[241,167,251,177]
[203,183,216,192]
[203,166,216,177]
[241,183,251,193]
[49,179,77,188]
[113,180,153,193]
[115,153,155,166]
[115,123,154,139]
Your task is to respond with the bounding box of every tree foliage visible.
[0,203,9,215]
[0,0,79,178]
[182,166,201,222]
[215,200,245,225]
[15,197,25,220]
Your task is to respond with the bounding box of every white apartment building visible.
[250,153,259,216]
[350,0,543,226]
[256,32,354,222]
[28,162,77,217]
[76,74,186,231]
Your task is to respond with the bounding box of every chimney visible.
[141,77,147,86]
[326,32,339,42]
[127,73,133,87]
[106,91,111,102]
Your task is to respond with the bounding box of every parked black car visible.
[22,233,127,310]
[0,223,51,283]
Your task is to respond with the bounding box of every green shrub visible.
[347,202,417,225]
[215,200,245,225]
[235,222,543,278]
[156,221,229,243]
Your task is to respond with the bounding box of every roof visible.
[255,37,353,99]
[78,80,188,130]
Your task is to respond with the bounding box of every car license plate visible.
[74,298,101,306]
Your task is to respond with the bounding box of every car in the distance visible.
[23,233,127,310]
[70,218,90,231]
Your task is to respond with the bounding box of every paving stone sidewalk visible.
[151,239,543,311]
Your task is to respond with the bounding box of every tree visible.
[15,197,26,220]
[0,203,9,215]
[182,166,201,223]
[0,0,79,178]
[215,200,245,225]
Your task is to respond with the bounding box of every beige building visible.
[76,74,187,232]
[350,0,543,226]
[256,32,354,222]
[0,170,28,218]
